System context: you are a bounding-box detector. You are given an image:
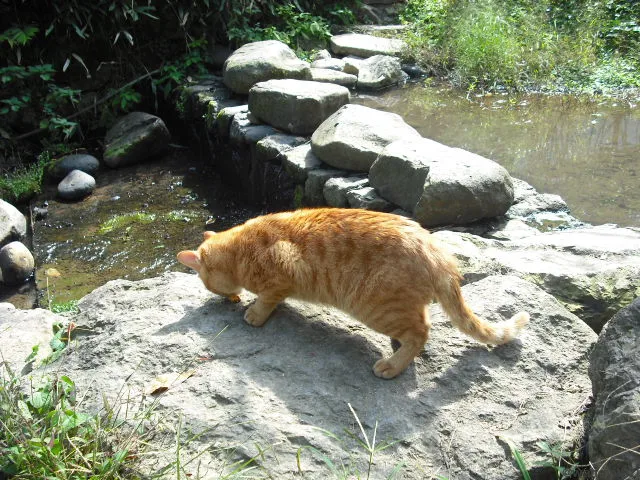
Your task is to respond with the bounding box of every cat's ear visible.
[203,231,216,240]
[177,250,201,272]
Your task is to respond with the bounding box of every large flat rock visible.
[30,272,596,479]
[434,225,640,331]
[248,79,350,135]
[330,33,406,58]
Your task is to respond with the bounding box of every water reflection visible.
[354,84,640,227]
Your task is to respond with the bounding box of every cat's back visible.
[254,208,424,245]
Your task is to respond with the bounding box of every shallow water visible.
[31,150,259,306]
[354,83,640,228]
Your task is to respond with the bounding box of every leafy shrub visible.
[401,0,640,92]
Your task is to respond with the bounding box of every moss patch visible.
[99,212,157,234]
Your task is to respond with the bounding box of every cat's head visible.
[177,232,242,303]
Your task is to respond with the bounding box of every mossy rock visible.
[103,112,170,168]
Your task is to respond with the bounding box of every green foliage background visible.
[401,0,640,91]
[0,1,355,173]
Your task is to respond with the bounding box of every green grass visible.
[0,153,51,204]
[400,0,640,93]
[50,299,80,314]
[0,364,150,479]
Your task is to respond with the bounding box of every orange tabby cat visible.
[177,208,529,379]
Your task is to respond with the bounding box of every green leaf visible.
[24,344,40,364]
[29,390,53,411]
[17,399,33,420]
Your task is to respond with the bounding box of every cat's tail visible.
[436,277,529,345]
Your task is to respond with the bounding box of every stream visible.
[4,84,639,309]
[354,83,640,228]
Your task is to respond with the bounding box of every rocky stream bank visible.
[1,34,639,479]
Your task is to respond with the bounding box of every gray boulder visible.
[57,169,96,200]
[369,137,450,212]
[311,104,421,172]
[323,176,369,207]
[356,55,406,90]
[49,153,100,181]
[434,224,640,331]
[281,143,323,184]
[104,112,170,168]
[0,199,26,247]
[370,138,515,226]
[0,241,34,285]
[589,298,640,480]
[309,68,358,88]
[330,33,406,58]
[27,272,595,479]
[248,79,350,135]
[223,40,312,95]
[415,148,514,226]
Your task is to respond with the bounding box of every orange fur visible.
[177,208,529,379]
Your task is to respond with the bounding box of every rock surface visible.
[588,298,640,480]
[356,54,406,90]
[323,176,369,207]
[346,185,394,211]
[254,133,308,164]
[309,68,358,88]
[434,224,640,331]
[248,79,350,135]
[0,241,34,285]
[57,169,96,200]
[223,40,312,95]
[310,58,346,71]
[49,153,100,181]
[23,272,596,479]
[0,303,58,374]
[330,33,406,58]
[311,104,421,172]
[304,168,346,206]
[103,112,170,168]
[0,199,27,247]
[229,111,279,144]
[281,143,323,183]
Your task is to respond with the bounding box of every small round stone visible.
[0,241,34,285]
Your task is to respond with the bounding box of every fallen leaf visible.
[145,369,197,396]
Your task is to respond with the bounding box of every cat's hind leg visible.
[370,308,430,379]
[244,291,286,327]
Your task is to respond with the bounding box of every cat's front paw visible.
[244,304,269,327]
[373,358,403,379]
